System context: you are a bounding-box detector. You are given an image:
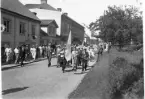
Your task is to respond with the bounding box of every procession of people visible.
[46,42,111,73]
[2,41,111,73]
[1,44,54,66]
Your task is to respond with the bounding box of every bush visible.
[108,57,144,99]
[124,77,144,99]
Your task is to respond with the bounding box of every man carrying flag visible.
[60,30,71,73]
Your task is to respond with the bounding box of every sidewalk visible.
[1,57,48,70]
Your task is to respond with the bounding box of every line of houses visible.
[1,0,85,48]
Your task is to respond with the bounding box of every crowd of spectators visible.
[1,44,56,65]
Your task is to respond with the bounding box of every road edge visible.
[66,61,97,99]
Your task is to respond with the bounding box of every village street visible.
[2,58,95,99]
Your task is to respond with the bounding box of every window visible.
[20,22,25,35]
[32,25,36,35]
[3,18,11,33]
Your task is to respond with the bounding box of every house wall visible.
[30,9,61,36]
[61,15,85,44]
[29,8,84,44]
[1,10,40,48]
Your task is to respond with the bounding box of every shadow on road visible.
[2,87,29,95]
[2,65,22,71]
[2,59,47,71]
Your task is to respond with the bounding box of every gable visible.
[1,0,40,21]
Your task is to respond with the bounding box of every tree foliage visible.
[89,5,143,46]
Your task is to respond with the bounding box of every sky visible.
[19,0,141,26]
[19,0,143,38]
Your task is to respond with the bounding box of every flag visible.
[82,40,84,46]
[65,30,72,61]
[80,39,85,48]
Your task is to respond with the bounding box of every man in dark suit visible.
[59,48,67,73]
[19,45,26,67]
[82,48,89,72]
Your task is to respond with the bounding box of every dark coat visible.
[82,51,89,61]
[19,47,26,58]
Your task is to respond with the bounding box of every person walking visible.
[108,42,111,53]
[59,48,67,73]
[30,45,36,61]
[96,44,100,62]
[47,44,53,67]
[76,48,81,66]
[25,45,29,61]
[42,45,45,58]
[9,47,13,63]
[84,48,89,70]
[72,47,77,71]
[5,45,11,63]
[56,45,61,67]
[97,45,103,62]
[14,46,19,64]
[36,45,40,59]
[39,45,42,58]
[19,45,26,67]
[99,45,103,56]
[82,48,89,73]
[1,47,6,63]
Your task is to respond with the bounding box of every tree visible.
[115,29,124,49]
[89,5,143,46]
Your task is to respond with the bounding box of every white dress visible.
[104,43,109,52]
[39,46,42,56]
[5,48,11,62]
[14,48,19,54]
[71,51,77,68]
[31,48,36,59]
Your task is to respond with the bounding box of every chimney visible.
[57,8,62,12]
[41,0,47,4]
[63,13,68,16]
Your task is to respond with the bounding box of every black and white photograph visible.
[0,0,144,99]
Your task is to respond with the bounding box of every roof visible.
[41,20,58,28]
[25,3,57,11]
[1,0,40,21]
[40,29,48,36]
[62,14,84,30]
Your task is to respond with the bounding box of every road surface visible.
[2,58,95,99]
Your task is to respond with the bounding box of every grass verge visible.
[68,48,143,99]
